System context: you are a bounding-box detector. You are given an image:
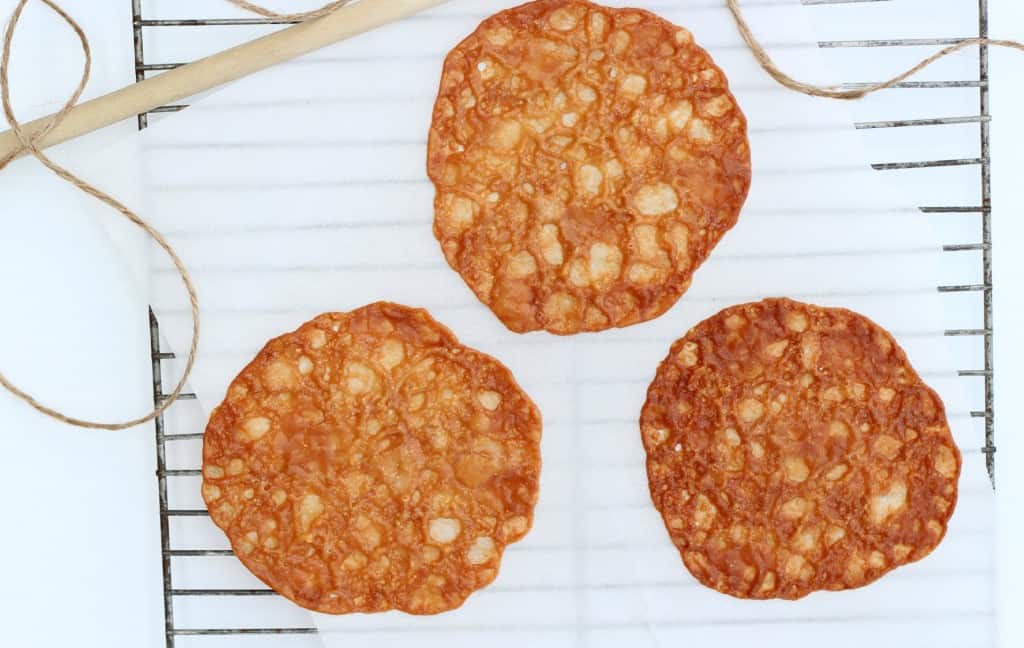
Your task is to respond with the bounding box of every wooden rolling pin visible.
[0,0,450,161]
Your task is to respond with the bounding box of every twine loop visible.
[0,0,199,429]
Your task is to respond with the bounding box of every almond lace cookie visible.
[202,302,542,614]
[641,298,960,599]
[428,0,751,334]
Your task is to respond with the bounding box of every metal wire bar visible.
[175,628,319,635]
[148,310,175,648]
[977,0,996,487]
[872,158,986,170]
[855,115,991,129]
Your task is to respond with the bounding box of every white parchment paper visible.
[139,1,996,646]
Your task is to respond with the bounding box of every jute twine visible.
[723,0,1024,99]
[0,0,1020,430]
[0,0,198,430]
[224,0,352,22]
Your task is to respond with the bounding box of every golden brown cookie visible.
[428,0,750,334]
[202,303,542,614]
[640,298,960,599]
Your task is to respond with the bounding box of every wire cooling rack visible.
[135,0,997,644]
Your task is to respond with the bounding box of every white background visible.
[0,1,1020,647]
[0,1,164,647]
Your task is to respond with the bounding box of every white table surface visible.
[0,1,1020,647]
[0,1,164,647]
